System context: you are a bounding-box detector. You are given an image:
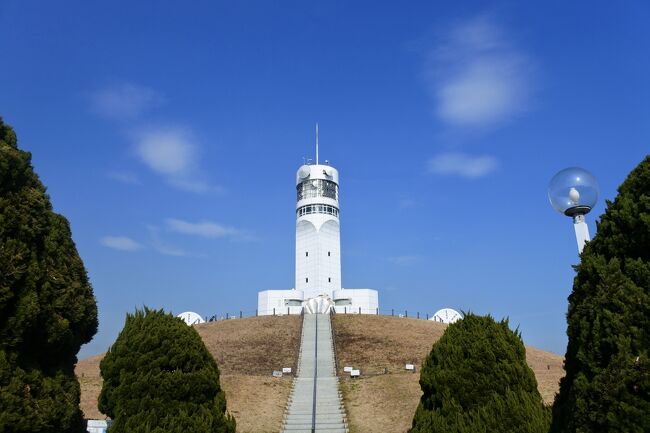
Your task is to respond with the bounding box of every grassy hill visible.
[76,314,564,433]
[332,314,564,433]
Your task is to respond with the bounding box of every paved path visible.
[281,313,347,433]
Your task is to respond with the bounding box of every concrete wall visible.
[333,288,379,314]
[257,289,304,316]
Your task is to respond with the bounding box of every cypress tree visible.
[99,308,236,433]
[550,156,650,432]
[0,118,98,432]
[411,313,550,433]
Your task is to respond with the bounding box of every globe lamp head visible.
[548,167,599,216]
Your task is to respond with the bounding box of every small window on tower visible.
[328,277,331,282]
[306,252,308,257]
[306,278,308,283]
[328,251,331,256]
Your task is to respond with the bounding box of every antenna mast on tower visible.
[316,123,319,165]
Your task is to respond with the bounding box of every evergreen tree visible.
[0,118,98,432]
[99,308,235,433]
[411,313,550,433]
[550,156,650,432]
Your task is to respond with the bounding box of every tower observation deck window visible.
[297,179,338,201]
[296,204,339,218]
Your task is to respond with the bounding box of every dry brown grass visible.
[75,315,301,433]
[75,354,104,420]
[194,315,301,376]
[332,314,565,433]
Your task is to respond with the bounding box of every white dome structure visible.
[429,308,463,324]
[177,311,205,326]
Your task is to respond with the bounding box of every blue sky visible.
[1,1,648,358]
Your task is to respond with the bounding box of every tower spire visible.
[316,123,319,165]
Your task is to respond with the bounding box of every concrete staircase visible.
[281,313,348,433]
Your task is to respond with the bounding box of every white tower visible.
[257,127,378,315]
[295,161,341,299]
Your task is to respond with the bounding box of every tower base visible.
[257,288,379,316]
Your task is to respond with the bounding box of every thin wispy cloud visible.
[133,126,219,193]
[427,15,533,127]
[100,236,143,251]
[91,83,163,120]
[399,199,417,209]
[428,152,498,178]
[169,178,222,194]
[165,218,240,239]
[90,82,220,194]
[108,171,141,185]
[387,255,423,266]
[146,225,192,257]
[153,244,191,257]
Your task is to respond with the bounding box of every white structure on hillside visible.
[87,420,112,433]
[258,128,378,315]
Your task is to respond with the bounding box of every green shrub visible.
[411,313,550,433]
[99,308,235,433]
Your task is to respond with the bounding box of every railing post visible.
[426,313,429,320]
[392,309,394,317]
[376,307,379,315]
[273,308,276,316]
[358,307,361,314]
[226,312,229,319]
[417,312,420,319]
[405,310,408,318]
[288,307,290,315]
[240,311,242,319]
[256,309,258,317]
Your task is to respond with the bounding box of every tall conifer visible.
[0,118,98,432]
[550,156,650,432]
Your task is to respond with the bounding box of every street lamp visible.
[548,167,599,254]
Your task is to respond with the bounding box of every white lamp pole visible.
[572,214,590,253]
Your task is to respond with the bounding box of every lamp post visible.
[548,167,599,254]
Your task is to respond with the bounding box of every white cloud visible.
[135,127,196,176]
[165,218,239,238]
[428,152,498,178]
[91,83,162,120]
[100,236,143,251]
[132,127,219,193]
[427,15,532,127]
